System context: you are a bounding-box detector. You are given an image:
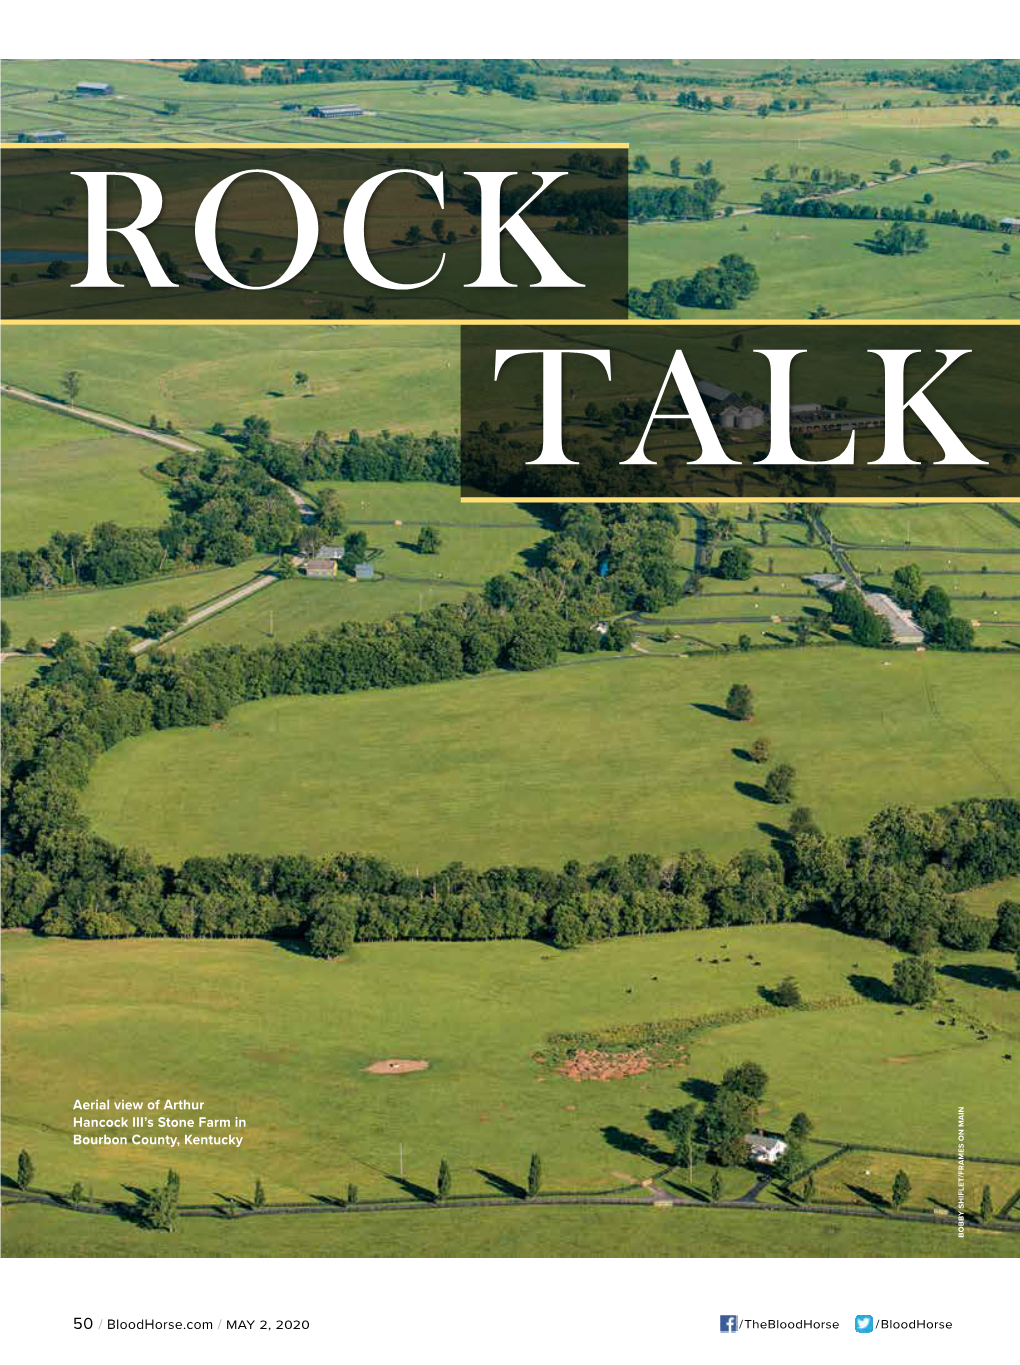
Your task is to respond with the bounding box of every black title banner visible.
[1,145,628,321]
[460,323,1020,501]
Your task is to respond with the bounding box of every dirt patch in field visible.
[557,1048,682,1082]
[365,1058,430,1074]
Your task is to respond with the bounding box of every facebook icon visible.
[720,1316,739,1333]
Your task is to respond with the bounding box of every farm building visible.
[863,591,925,645]
[744,1134,788,1165]
[23,129,67,142]
[305,559,338,579]
[354,562,376,581]
[308,105,366,118]
[77,81,113,96]
[718,404,765,430]
[696,378,734,404]
[805,572,848,593]
[1000,217,1020,234]
[314,545,346,561]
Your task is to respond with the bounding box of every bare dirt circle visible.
[364,1058,430,1075]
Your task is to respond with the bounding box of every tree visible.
[61,370,82,406]
[601,619,634,651]
[891,1169,911,1210]
[138,1168,180,1231]
[935,617,975,651]
[802,1172,816,1203]
[775,1138,807,1184]
[750,737,771,764]
[306,894,356,959]
[666,1103,700,1182]
[703,1088,756,1166]
[294,371,309,390]
[347,1182,359,1206]
[17,1150,34,1190]
[774,975,802,1007]
[527,1152,542,1198]
[633,154,651,174]
[980,1183,994,1222]
[717,546,754,580]
[892,956,936,1006]
[788,1111,813,1140]
[788,806,818,838]
[69,1180,85,1207]
[764,763,796,804]
[253,1177,266,1207]
[992,900,1020,953]
[738,633,751,652]
[710,1169,722,1202]
[726,683,754,721]
[437,1158,452,1202]
[417,525,442,555]
[1,619,10,649]
[720,1060,768,1100]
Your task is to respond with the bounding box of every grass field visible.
[3,924,1016,1249]
[811,1150,1020,1215]
[8,1199,1014,1259]
[823,504,1020,550]
[1,396,171,548]
[0,326,459,445]
[959,874,1020,919]
[81,649,1019,870]
[0,558,273,648]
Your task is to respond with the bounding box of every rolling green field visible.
[823,503,1020,549]
[1,397,171,548]
[0,557,272,648]
[81,649,1019,870]
[959,874,1020,919]
[9,1199,1014,1259]
[3,924,1016,1254]
[0,326,459,445]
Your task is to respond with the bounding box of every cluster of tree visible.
[829,585,893,648]
[628,255,760,316]
[866,62,1020,96]
[1,450,300,598]
[242,425,460,487]
[665,1063,814,1182]
[181,59,541,98]
[629,181,724,223]
[870,222,929,256]
[761,191,996,235]
[889,565,975,649]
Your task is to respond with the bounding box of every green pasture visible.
[823,503,1020,550]
[853,163,1020,222]
[629,214,1020,320]
[3,925,1016,1220]
[850,549,1020,580]
[81,649,1019,870]
[0,326,459,442]
[0,558,272,648]
[7,1198,1013,1259]
[1,397,171,548]
[0,655,44,690]
[810,1149,1019,1216]
[959,874,1020,919]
